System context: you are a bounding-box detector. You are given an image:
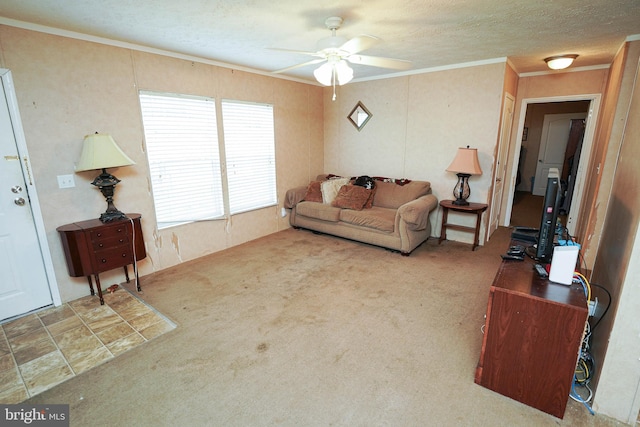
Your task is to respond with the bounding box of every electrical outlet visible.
[588,297,598,317]
[57,174,75,188]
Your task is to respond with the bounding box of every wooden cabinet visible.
[57,214,146,305]
[475,243,588,418]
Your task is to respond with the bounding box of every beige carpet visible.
[27,226,623,426]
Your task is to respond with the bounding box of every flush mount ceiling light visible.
[544,54,579,70]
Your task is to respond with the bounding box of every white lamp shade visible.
[335,60,353,85]
[75,133,135,172]
[446,147,482,175]
[545,55,578,70]
[313,60,354,86]
[313,62,333,86]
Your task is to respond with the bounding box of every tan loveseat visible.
[284,174,438,255]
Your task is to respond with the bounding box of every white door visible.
[533,113,587,196]
[1,70,54,321]
[488,93,515,238]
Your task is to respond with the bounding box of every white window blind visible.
[139,92,224,227]
[221,100,277,214]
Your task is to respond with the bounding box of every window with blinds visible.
[139,92,224,228]
[139,93,277,228]
[222,100,277,214]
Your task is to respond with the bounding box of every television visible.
[534,168,562,262]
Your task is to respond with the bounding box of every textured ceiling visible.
[1,0,640,83]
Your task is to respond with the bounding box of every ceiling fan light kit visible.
[314,59,354,86]
[544,54,578,70]
[272,16,412,100]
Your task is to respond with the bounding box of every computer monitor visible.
[535,168,561,263]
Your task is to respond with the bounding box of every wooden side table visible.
[57,213,146,305]
[438,200,488,251]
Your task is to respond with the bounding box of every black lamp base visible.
[99,210,127,223]
[92,168,126,223]
[452,173,471,206]
[452,198,470,206]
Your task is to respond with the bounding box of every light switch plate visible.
[57,174,75,188]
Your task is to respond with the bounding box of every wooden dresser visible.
[57,213,146,305]
[475,241,588,418]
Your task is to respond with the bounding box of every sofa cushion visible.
[332,185,373,210]
[303,181,324,203]
[373,180,432,209]
[321,177,350,204]
[296,201,342,222]
[340,207,396,232]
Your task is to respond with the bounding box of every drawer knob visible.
[98,243,104,247]
[97,233,102,237]
[101,259,107,263]
[122,253,127,257]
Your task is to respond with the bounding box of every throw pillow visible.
[332,185,373,210]
[303,181,324,203]
[363,185,377,209]
[321,177,350,204]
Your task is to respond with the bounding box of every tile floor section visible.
[0,288,175,404]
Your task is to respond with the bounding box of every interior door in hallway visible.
[488,93,514,238]
[533,112,587,196]
[0,70,53,321]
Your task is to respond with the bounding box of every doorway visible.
[0,69,60,322]
[503,95,600,237]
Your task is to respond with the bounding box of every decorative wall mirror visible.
[347,101,372,131]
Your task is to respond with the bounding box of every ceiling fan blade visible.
[339,35,380,54]
[268,47,325,57]
[347,54,412,70]
[272,58,326,74]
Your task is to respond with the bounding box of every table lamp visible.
[446,146,482,206]
[75,133,135,222]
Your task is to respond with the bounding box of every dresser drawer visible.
[91,235,130,251]
[90,223,130,242]
[94,245,134,272]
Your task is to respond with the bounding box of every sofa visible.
[284,174,438,255]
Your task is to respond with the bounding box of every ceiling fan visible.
[271,17,411,98]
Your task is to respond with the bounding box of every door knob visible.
[14,197,26,206]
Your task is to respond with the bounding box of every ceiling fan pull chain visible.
[332,66,337,101]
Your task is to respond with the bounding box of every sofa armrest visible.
[397,194,438,231]
[284,186,308,209]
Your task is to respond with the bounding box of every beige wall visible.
[0,25,323,302]
[323,62,507,245]
[588,42,640,423]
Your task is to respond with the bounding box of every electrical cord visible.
[569,268,597,415]
[124,215,140,292]
[588,283,611,330]
[570,380,595,415]
[574,272,592,303]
